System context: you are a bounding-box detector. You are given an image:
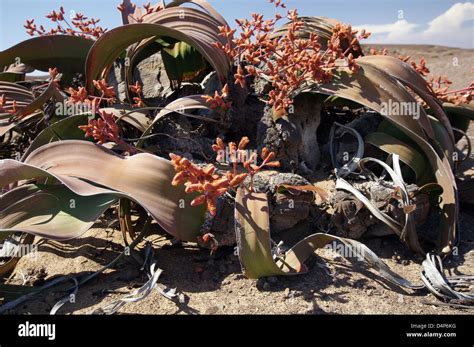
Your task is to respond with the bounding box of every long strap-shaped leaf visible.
[0,64,34,82]
[0,82,63,136]
[165,0,229,28]
[0,219,152,312]
[126,6,229,68]
[336,155,423,253]
[0,140,206,241]
[12,82,63,120]
[101,106,151,133]
[122,0,227,27]
[0,82,34,108]
[21,108,149,160]
[137,95,215,147]
[21,114,92,160]
[89,263,163,315]
[365,132,429,183]
[443,103,474,125]
[335,178,403,235]
[329,122,364,178]
[234,187,423,289]
[235,188,474,308]
[358,55,455,146]
[421,253,474,307]
[0,82,35,136]
[0,35,94,84]
[0,184,117,240]
[303,63,457,255]
[123,5,228,101]
[86,22,230,93]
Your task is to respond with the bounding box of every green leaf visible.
[0,184,117,240]
[234,188,422,289]
[366,131,429,183]
[1,140,206,241]
[162,41,208,83]
[0,72,24,83]
[304,62,457,254]
[21,114,92,160]
[101,106,151,133]
[234,188,284,278]
[0,36,94,85]
[429,115,454,164]
[359,55,455,146]
[85,23,230,93]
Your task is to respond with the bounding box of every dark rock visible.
[145,113,214,161]
[343,111,383,138]
[331,180,430,239]
[257,93,322,174]
[165,82,203,101]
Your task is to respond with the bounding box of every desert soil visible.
[4,45,474,315]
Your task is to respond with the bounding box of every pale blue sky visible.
[0,0,473,49]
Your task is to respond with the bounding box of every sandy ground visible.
[3,45,474,315]
[5,215,474,315]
